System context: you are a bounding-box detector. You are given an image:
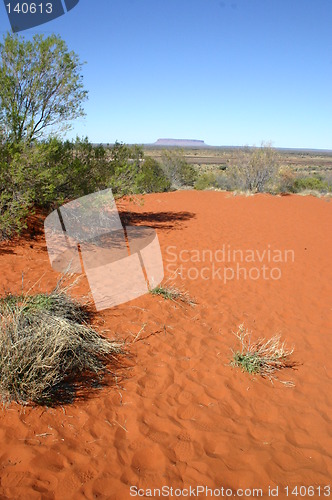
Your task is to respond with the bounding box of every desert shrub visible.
[293,175,330,193]
[227,144,279,193]
[0,137,103,221]
[0,284,122,405]
[0,142,34,239]
[136,157,171,193]
[178,161,197,186]
[28,137,112,206]
[0,285,90,324]
[214,171,238,191]
[323,171,332,191]
[194,172,218,190]
[0,138,87,240]
[109,143,173,195]
[275,166,298,193]
[274,168,332,195]
[231,325,296,386]
[160,150,197,187]
[0,191,31,240]
[106,142,144,196]
[0,138,146,239]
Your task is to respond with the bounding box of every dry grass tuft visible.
[230,324,297,386]
[149,284,196,306]
[0,279,123,405]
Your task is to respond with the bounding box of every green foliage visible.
[179,161,197,186]
[232,351,263,374]
[274,167,332,195]
[0,138,100,239]
[0,138,173,240]
[0,33,175,239]
[0,191,30,240]
[160,150,197,187]
[106,142,143,197]
[0,32,87,144]
[293,175,330,193]
[0,142,33,239]
[194,172,217,190]
[33,137,111,205]
[149,284,196,306]
[136,157,171,193]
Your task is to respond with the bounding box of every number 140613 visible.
[6,2,53,14]
[284,485,330,497]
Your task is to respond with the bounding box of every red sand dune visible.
[0,191,332,499]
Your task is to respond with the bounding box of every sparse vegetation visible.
[149,145,332,196]
[160,150,197,188]
[227,143,279,193]
[194,172,218,190]
[274,169,332,195]
[0,138,173,240]
[293,175,330,193]
[275,166,298,193]
[136,157,171,193]
[230,325,296,386]
[0,284,90,324]
[149,284,196,306]
[0,280,122,405]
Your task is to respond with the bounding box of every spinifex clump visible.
[0,279,122,405]
[231,325,296,386]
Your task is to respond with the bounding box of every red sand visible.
[0,191,332,499]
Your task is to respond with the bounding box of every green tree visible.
[0,33,87,144]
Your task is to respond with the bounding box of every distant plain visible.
[144,146,332,178]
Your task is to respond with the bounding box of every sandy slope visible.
[0,191,332,499]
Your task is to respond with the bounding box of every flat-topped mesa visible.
[154,139,206,147]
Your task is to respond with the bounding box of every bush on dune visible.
[274,167,332,195]
[275,166,298,193]
[0,281,122,405]
[0,138,174,240]
[160,149,197,188]
[193,145,281,194]
[194,172,218,190]
[226,144,279,193]
[0,190,31,240]
[0,142,34,239]
[136,157,171,193]
[293,175,330,193]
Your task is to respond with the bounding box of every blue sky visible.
[1,0,332,148]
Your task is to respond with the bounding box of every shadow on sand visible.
[119,210,195,230]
